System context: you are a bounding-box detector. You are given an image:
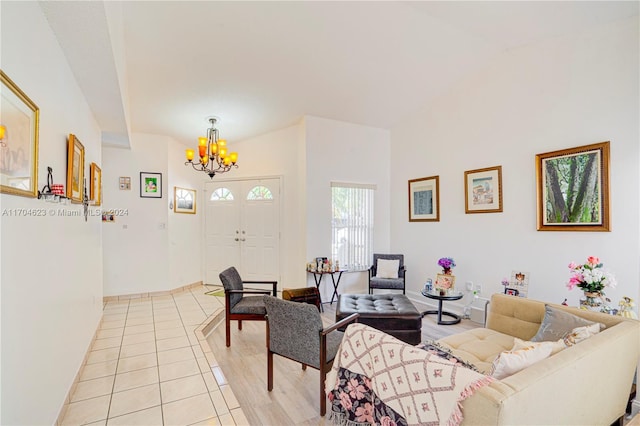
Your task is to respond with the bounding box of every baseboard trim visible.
[102,281,204,303]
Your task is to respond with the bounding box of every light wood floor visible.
[205,300,480,425]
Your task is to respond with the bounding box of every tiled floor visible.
[60,286,248,426]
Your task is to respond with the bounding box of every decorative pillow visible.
[512,337,566,356]
[563,323,602,346]
[530,305,604,342]
[376,259,399,279]
[490,342,553,380]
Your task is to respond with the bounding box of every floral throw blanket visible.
[326,324,493,426]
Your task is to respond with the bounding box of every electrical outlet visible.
[465,281,473,291]
[475,283,483,294]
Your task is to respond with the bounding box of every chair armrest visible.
[399,266,406,278]
[242,280,278,296]
[227,289,272,295]
[321,313,359,336]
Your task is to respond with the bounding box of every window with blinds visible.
[331,182,375,270]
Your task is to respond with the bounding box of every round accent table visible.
[421,289,464,325]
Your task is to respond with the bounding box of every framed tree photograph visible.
[66,134,85,203]
[408,175,439,222]
[464,165,502,214]
[0,70,39,198]
[140,172,162,198]
[90,163,102,206]
[536,141,610,231]
[174,186,196,214]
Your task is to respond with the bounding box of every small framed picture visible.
[408,175,439,222]
[174,186,196,214]
[90,163,101,206]
[435,274,455,291]
[464,166,502,214]
[119,176,131,190]
[140,172,162,198]
[66,134,85,203]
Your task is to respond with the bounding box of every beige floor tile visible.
[162,393,217,426]
[124,323,155,336]
[229,408,249,426]
[155,326,187,340]
[157,346,196,365]
[61,395,110,425]
[119,340,157,358]
[189,417,220,426]
[102,313,126,322]
[101,320,126,330]
[113,366,159,393]
[125,316,154,326]
[209,390,229,416]
[218,412,236,426]
[202,372,219,392]
[92,337,122,351]
[109,383,160,418]
[154,319,183,330]
[188,333,201,346]
[121,331,155,346]
[80,360,118,381]
[211,366,227,386]
[85,420,107,426]
[159,358,201,382]
[116,353,157,374]
[96,327,124,339]
[192,344,205,359]
[106,405,162,425]
[154,313,181,322]
[70,375,115,402]
[86,347,120,365]
[219,385,239,410]
[125,310,153,319]
[154,306,179,314]
[156,335,190,352]
[197,356,211,374]
[160,374,208,403]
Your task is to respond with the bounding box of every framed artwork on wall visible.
[90,163,101,206]
[464,165,502,214]
[536,141,610,232]
[66,134,85,203]
[0,70,40,198]
[174,186,196,214]
[140,172,162,198]
[119,176,131,190]
[408,175,439,222]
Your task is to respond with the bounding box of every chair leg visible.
[225,316,231,347]
[267,350,274,391]
[320,367,327,416]
[238,320,242,330]
[302,364,307,370]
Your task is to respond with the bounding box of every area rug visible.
[204,286,225,297]
[326,323,493,426]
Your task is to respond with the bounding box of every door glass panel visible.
[246,185,273,200]
[210,187,234,201]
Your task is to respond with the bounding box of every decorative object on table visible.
[0,70,39,198]
[184,116,238,179]
[408,175,439,222]
[66,134,85,203]
[423,278,433,294]
[566,256,617,311]
[618,296,638,319]
[464,165,503,214]
[504,270,529,297]
[119,176,131,190]
[438,257,456,275]
[139,172,162,198]
[90,163,101,206]
[435,257,456,292]
[173,186,196,214]
[536,141,610,232]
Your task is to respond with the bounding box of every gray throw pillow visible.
[531,305,604,342]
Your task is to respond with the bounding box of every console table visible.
[421,289,464,325]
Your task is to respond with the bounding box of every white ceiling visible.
[39,1,639,147]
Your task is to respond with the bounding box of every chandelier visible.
[185,117,238,179]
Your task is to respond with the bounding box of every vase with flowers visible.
[567,256,617,311]
[438,257,456,275]
[435,257,456,294]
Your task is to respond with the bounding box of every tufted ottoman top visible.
[337,294,421,318]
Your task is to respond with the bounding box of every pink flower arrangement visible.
[567,256,617,293]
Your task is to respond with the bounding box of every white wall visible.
[391,17,639,312]
[0,2,103,423]
[305,116,391,298]
[102,134,169,296]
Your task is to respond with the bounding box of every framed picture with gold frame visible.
[90,163,102,206]
[536,141,610,232]
[174,186,196,214]
[66,134,85,203]
[435,274,456,291]
[408,175,439,222]
[464,165,502,214]
[0,70,39,198]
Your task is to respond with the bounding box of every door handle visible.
[235,238,239,241]
[240,238,246,242]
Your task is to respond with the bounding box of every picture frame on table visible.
[66,134,85,203]
[90,163,101,206]
[464,165,502,214]
[536,141,610,231]
[140,172,162,198]
[435,274,456,291]
[174,186,196,214]
[0,70,40,198]
[408,175,439,222]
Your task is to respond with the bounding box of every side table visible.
[421,289,464,325]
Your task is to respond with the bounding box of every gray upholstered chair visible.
[219,266,277,347]
[263,296,359,416]
[368,253,406,294]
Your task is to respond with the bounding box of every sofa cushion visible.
[530,305,604,342]
[437,328,515,374]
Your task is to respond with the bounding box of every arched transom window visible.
[210,187,234,201]
[246,186,273,200]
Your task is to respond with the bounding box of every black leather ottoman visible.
[335,294,422,345]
